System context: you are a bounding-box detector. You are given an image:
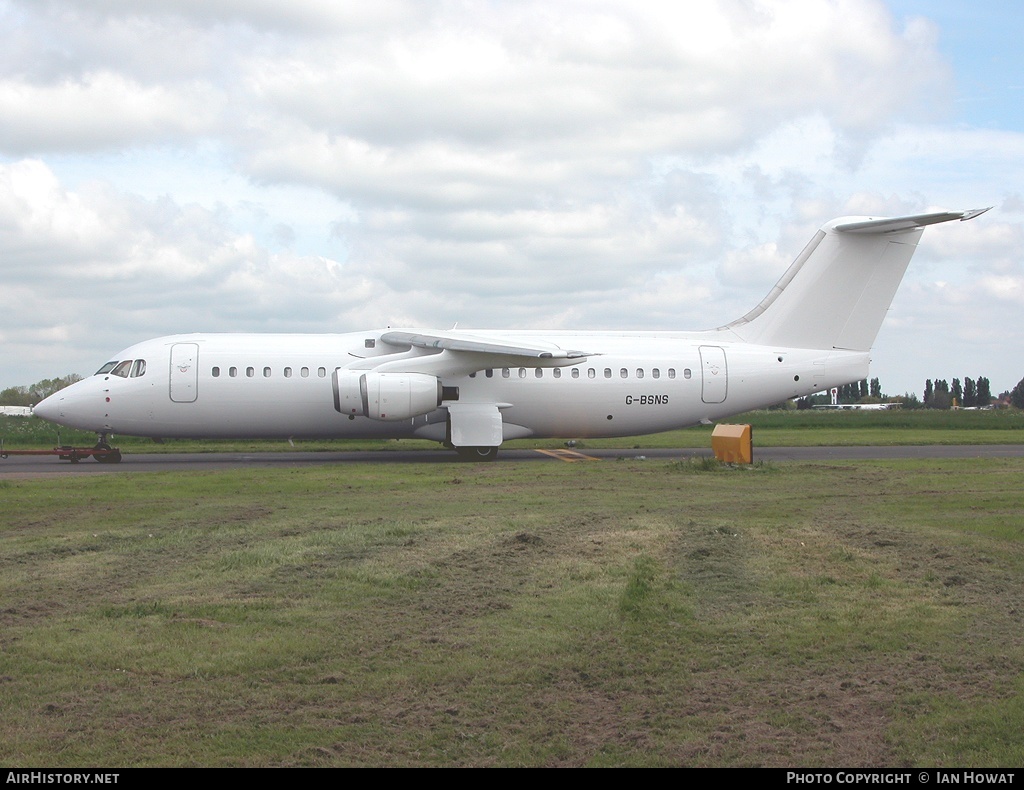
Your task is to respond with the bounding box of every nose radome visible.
[32,392,62,422]
[32,378,114,432]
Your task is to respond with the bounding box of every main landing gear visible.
[455,446,498,462]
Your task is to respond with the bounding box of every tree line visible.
[1012,377,1024,410]
[0,375,82,407]
[797,375,1008,410]
[923,377,992,409]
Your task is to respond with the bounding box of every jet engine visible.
[334,370,455,421]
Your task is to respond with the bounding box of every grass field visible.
[3,408,1024,455]
[2,457,1022,766]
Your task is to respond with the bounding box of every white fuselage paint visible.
[38,330,868,441]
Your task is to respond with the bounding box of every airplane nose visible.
[32,380,108,431]
[32,392,62,422]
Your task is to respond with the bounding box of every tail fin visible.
[722,208,991,351]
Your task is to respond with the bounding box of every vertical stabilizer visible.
[722,209,990,351]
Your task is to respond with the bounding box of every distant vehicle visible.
[0,406,33,417]
[34,209,989,461]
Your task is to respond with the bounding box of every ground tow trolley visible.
[0,437,123,463]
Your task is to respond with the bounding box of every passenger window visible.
[652,368,660,379]
[212,367,220,378]
[683,368,691,379]
[553,368,561,379]
[519,368,527,378]
[636,368,644,379]
[318,367,326,378]
[535,368,543,378]
[263,367,271,377]
[284,367,292,378]
[301,367,309,378]
[229,367,237,378]
[96,361,118,375]
[571,368,580,379]
[111,360,133,378]
[486,369,493,378]
[588,369,595,379]
[131,359,147,378]
[502,368,510,378]
[469,372,476,378]
[620,368,628,379]
[604,368,611,379]
[246,367,255,378]
[668,368,676,379]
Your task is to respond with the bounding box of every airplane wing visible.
[380,330,590,360]
[339,329,595,378]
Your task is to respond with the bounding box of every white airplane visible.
[33,208,989,462]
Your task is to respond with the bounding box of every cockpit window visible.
[130,359,147,378]
[111,360,133,378]
[96,361,118,375]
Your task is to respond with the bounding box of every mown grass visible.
[4,408,1024,455]
[1,458,1022,766]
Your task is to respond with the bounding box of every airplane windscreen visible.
[95,361,119,375]
[110,360,133,378]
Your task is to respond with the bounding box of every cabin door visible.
[699,345,728,404]
[169,343,199,403]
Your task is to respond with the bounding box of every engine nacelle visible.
[334,370,446,421]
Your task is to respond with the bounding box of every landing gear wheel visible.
[93,442,122,464]
[455,446,498,462]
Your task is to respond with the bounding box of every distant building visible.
[0,405,33,416]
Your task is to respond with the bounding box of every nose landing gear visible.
[92,433,123,464]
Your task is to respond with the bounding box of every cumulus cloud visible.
[4,1,950,158]
[0,73,221,153]
[236,0,950,200]
[0,160,359,374]
[0,0,1021,396]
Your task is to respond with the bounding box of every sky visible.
[1,0,1022,398]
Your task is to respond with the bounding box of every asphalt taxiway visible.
[2,444,1022,478]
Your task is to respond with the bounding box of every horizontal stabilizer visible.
[834,207,991,234]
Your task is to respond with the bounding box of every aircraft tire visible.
[456,446,498,462]
[93,444,123,464]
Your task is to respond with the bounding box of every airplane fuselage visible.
[38,330,867,442]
